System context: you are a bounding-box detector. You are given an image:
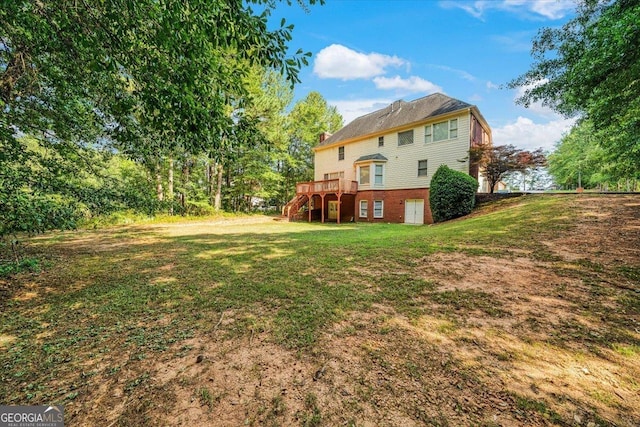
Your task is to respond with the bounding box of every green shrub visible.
[185,200,217,216]
[0,192,81,238]
[429,165,478,222]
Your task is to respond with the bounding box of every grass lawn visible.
[1,194,639,426]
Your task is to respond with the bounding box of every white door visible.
[404,199,424,224]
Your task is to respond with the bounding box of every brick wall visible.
[355,188,433,224]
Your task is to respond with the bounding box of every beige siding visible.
[314,112,472,190]
[314,146,357,181]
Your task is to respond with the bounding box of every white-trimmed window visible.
[433,122,449,141]
[424,125,432,143]
[324,171,344,180]
[359,200,368,218]
[398,129,414,146]
[338,146,345,160]
[373,200,383,218]
[374,164,383,185]
[425,119,459,143]
[378,136,384,147]
[449,119,458,139]
[418,159,428,177]
[359,165,370,185]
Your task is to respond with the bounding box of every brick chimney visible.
[319,132,332,144]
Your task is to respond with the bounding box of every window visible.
[449,119,458,139]
[324,171,344,180]
[398,130,414,146]
[433,122,449,142]
[338,146,345,160]
[427,119,459,142]
[359,200,368,218]
[359,165,370,185]
[378,136,384,147]
[373,200,384,218]
[424,125,432,143]
[374,164,383,185]
[418,159,428,177]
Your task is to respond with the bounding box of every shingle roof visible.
[354,153,388,163]
[319,93,472,147]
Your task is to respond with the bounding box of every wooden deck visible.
[295,178,358,196]
[284,179,358,224]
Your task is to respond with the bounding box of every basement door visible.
[328,201,338,220]
[404,199,424,224]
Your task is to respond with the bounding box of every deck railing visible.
[296,178,358,195]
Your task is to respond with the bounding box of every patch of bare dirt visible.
[542,196,640,265]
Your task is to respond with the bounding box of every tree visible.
[283,92,343,203]
[1,1,319,150]
[1,1,323,232]
[225,68,293,210]
[515,148,547,191]
[509,0,640,168]
[547,119,640,190]
[477,145,547,193]
[481,145,520,193]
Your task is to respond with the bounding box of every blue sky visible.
[270,0,578,152]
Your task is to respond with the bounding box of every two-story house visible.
[283,93,492,224]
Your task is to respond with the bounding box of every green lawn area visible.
[1,195,639,426]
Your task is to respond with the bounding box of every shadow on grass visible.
[1,195,638,425]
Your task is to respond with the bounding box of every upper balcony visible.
[295,178,358,195]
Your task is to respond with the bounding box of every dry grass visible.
[0,195,638,426]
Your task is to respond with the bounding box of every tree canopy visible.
[282,91,343,196]
[1,0,319,153]
[1,0,328,242]
[548,119,639,191]
[509,0,640,167]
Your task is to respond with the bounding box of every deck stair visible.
[282,194,308,221]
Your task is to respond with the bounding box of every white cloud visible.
[372,75,443,93]
[427,64,476,82]
[314,44,406,80]
[486,81,500,90]
[329,98,394,125]
[492,81,575,152]
[440,0,576,20]
[493,116,576,152]
[528,0,576,19]
[440,0,485,19]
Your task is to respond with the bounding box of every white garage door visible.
[404,199,424,224]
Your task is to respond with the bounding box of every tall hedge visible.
[429,165,478,222]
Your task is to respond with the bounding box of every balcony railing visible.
[296,178,358,195]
